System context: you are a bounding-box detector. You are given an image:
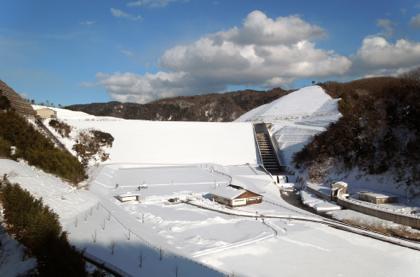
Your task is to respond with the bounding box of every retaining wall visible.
[337,198,420,229]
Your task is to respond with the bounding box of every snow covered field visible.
[3,159,420,276]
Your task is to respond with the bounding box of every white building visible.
[35,107,57,119]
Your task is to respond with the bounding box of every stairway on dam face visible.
[255,129,284,175]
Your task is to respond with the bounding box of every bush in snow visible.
[48,119,72,138]
[0,181,87,276]
[72,130,114,167]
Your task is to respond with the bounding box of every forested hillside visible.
[67,88,289,122]
[0,109,86,183]
[294,75,420,189]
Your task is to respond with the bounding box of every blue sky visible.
[1,0,420,105]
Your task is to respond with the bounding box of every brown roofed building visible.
[0,80,36,118]
[210,185,263,207]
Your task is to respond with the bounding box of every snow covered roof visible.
[210,185,261,200]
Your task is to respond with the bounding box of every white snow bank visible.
[300,190,341,212]
[0,159,98,225]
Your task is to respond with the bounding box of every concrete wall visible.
[337,198,420,229]
[306,184,420,229]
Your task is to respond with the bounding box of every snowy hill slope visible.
[34,106,258,166]
[237,85,341,167]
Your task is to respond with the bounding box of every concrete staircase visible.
[255,132,284,175]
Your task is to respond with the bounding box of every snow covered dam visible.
[97,121,258,165]
[47,107,259,165]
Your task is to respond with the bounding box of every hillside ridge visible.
[66,88,289,122]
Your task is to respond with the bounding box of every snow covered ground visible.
[237,85,341,167]
[3,157,420,276]
[300,190,341,212]
[0,225,36,276]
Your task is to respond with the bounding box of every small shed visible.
[330,181,348,200]
[210,185,262,207]
[116,193,141,203]
[358,191,397,204]
[36,107,57,119]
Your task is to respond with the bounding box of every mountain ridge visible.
[66,87,289,122]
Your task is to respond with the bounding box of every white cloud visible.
[213,11,326,46]
[97,71,199,103]
[410,14,420,28]
[98,10,351,103]
[110,8,142,21]
[376,19,395,37]
[80,20,96,26]
[127,0,185,8]
[120,49,135,57]
[355,36,420,70]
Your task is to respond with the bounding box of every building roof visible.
[0,80,35,117]
[211,186,246,200]
[211,184,261,200]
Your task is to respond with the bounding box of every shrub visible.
[0,111,86,183]
[0,137,11,158]
[0,94,11,110]
[0,182,87,276]
[48,119,72,138]
[73,130,113,166]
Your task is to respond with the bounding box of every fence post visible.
[139,251,143,268]
[102,219,106,230]
[92,230,97,243]
[111,241,115,255]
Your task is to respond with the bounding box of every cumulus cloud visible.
[110,8,142,21]
[99,10,351,103]
[410,14,420,28]
[97,71,208,103]
[376,19,395,37]
[212,11,326,45]
[355,36,420,70]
